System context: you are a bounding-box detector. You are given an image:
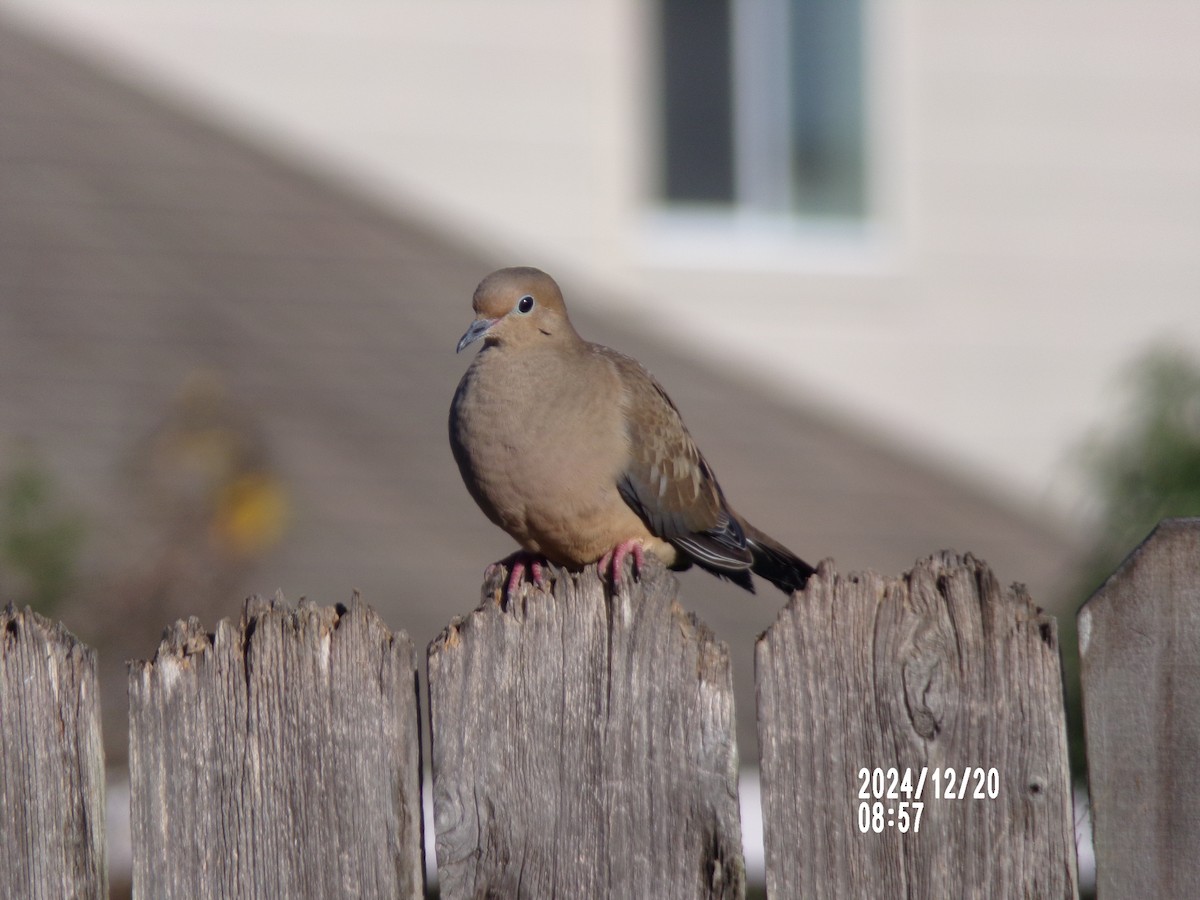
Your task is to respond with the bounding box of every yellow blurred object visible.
[131,369,290,560]
[212,471,289,558]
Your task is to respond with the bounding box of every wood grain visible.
[0,605,107,900]
[757,554,1076,899]
[128,594,424,899]
[428,561,745,899]
[1079,518,1200,898]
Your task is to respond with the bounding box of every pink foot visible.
[485,551,549,597]
[598,539,647,587]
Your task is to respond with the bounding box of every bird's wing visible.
[598,347,753,572]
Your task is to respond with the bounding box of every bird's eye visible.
[516,295,535,314]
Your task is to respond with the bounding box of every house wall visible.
[2,0,1198,510]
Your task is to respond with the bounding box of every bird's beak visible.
[456,317,497,353]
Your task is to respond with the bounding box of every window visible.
[657,0,867,220]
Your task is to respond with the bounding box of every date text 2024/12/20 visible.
[856,767,1001,834]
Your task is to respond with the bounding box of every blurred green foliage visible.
[1078,344,1200,591]
[1064,344,1200,792]
[0,454,85,613]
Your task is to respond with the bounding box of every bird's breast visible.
[450,348,654,564]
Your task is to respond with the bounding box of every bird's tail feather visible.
[671,516,813,595]
[692,560,756,593]
[741,520,815,595]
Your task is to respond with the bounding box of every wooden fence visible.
[1,519,1197,899]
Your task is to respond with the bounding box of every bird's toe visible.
[486,550,553,601]
[598,539,648,588]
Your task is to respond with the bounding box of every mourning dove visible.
[449,267,815,595]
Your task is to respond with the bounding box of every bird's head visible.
[456,267,576,353]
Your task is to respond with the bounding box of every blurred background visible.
[1,1,1197,896]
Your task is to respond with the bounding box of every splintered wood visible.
[428,562,745,900]
[128,595,424,899]
[0,606,107,900]
[757,554,1077,899]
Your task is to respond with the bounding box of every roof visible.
[0,16,1084,759]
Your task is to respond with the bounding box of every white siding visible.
[3,0,1197,508]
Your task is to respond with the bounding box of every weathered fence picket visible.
[0,605,107,900]
[427,561,744,899]
[756,553,1078,898]
[1,523,1198,898]
[1079,517,1200,897]
[127,594,424,899]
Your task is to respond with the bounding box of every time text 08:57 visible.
[856,767,1000,834]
